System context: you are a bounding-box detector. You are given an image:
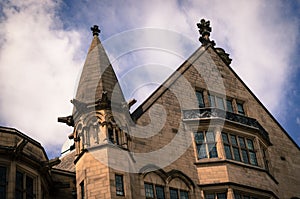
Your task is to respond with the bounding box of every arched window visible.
[168,178,190,199]
[144,172,166,199]
[107,122,128,148]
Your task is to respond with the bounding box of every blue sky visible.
[0,0,299,158]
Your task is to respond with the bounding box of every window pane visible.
[26,176,34,199]
[216,96,225,110]
[180,190,189,199]
[0,186,5,199]
[80,181,85,199]
[155,186,165,199]
[115,175,124,196]
[115,130,120,145]
[194,132,204,143]
[196,91,205,108]
[16,171,23,199]
[108,128,114,143]
[170,188,179,199]
[205,194,215,199]
[249,152,258,166]
[246,139,254,150]
[241,149,249,164]
[222,133,229,144]
[206,132,215,142]
[144,183,154,198]
[0,167,6,199]
[226,99,233,112]
[224,145,232,159]
[230,135,238,146]
[0,167,5,184]
[217,193,227,199]
[208,144,218,158]
[233,147,241,161]
[209,95,216,107]
[237,103,245,115]
[234,193,242,199]
[238,137,245,148]
[197,144,207,159]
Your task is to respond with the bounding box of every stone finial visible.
[91,25,100,36]
[197,19,215,46]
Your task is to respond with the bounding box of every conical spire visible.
[73,25,126,114]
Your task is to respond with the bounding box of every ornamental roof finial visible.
[197,19,215,46]
[91,25,100,36]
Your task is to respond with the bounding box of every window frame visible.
[169,188,189,199]
[208,94,233,112]
[222,133,258,166]
[236,102,245,115]
[194,131,218,160]
[115,174,125,196]
[144,182,165,199]
[196,91,205,108]
[205,191,227,199]
[15,170,35,199]
[234,190,263,199]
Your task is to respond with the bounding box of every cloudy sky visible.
[0,0,299,158]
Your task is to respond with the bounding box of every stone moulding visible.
[182,108,270,143]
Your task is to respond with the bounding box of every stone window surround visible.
[200,185,274,199]
[221,132,258,166]
[15,169,35,199]
[191,126,269,170]
[144,182,165,199]
[144,182,190,199]
[0,160,39,199]
[195,89,247,116]
[204,191,227,199]
[115,174,125,196]
[194,131,218,159]
[141,169,194,199]
[234,190,261,199]
[169,187,189,199]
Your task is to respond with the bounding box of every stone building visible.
[0,19,299,199]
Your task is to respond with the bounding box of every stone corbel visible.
[13,139,28,155]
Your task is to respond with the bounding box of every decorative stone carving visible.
[197,19,215,46]
[71,99,88,113]
[57,115,74,126]
[215,47,232,65]
[71,109,129,155]
[182,108,270,142]
[91,25,100,36]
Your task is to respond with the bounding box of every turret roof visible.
[73,26,125,113]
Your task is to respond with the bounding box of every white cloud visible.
[297,117,300,126]
[89,0,299,114]
[0,0,82,156]
[0,0,299,156]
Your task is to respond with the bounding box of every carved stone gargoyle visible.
[58,115,74,127]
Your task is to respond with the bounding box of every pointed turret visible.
[58,25,130,152]
[73,25,126,116]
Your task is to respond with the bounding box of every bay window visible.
[222,133,257,166]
